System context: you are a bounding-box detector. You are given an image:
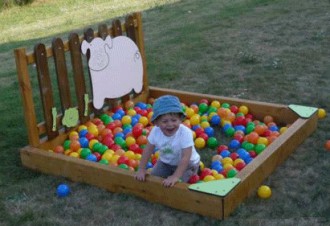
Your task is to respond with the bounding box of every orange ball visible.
[263,115,274,125]
[325,140,330,151]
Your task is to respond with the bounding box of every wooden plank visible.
[133,12,149,95]
[14,48,40,146]
[112,19,123,36]
[223,113,318,218]
[68,33,89,123]
[52,38,72,113]
[20,146,224,219]
[34,43,59,139]
[149,86,298,125]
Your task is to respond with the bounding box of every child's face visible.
[155,114,182,137]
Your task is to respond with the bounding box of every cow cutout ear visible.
[105,36,113,49]
[81,40,90,55]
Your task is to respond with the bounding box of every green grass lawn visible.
[1,0,330,225]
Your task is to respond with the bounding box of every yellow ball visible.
[199,161,205,170]
[214,174,225,180]
[124,150,135,160]
[139,116,149,127]
[127,109,137,116]
[121,115,132,125]
[317,108,327,119]
[200,121,210,129]
[194,137,206,149]
[239,105,249,115]
[125,136,136,146]
[279,126,288,134]
[211,100,221,109]
[134,153,142,160]
[203,175,215,182]
[257,185,272,199]
[185,107,196,118]
[257,137,269,146]
[190,114,200,126]
[222,157,233,165]
[69,152,79,158]
[101,152,113,161]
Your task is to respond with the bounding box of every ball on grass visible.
[324,140,330,151]
[257,185,272,199]
[56,184,70,197]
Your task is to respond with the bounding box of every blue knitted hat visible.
[151,95,185,122]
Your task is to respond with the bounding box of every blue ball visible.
[79,137,89,148]
[204,127,215,137]
[234,125,246,133]
[229,139,241,149]
[136,102,147,110]
[210,115,221,126]
[79,129,88,137]
[86,154,97,162]
[220,149,231,158]
[56,184,70,197]
[112,112,122,120]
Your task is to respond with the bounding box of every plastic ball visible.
[194,137,206,149]
[190,114,201,126]
[207,137,218,149]
[80,148,92,159]
[238,105,249,115]
[324,140,330,151]
[56,184,70,197]
[188,174,200,184]
[257,185,272,199]
[318,108,326,119]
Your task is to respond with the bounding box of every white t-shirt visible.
[148,124,200,166]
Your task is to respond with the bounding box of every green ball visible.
[255,144,266,154]
[207,137,219,149]
[227,169,237,178]
[63,140,71,150]
[246,124,255,134]
[245,142,255,151]
[221,103,230,108]
[92,142,103,152]
[97,145,108,155]
[99,159,109,165]
[199,103,209,114]
[118,164,129,170]
[80,148,92,159]
[225,127,235,137]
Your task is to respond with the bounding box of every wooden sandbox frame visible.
[14,12,318,219]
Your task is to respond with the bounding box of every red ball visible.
[199,168,213,180]
[217,145,229,154]
[199,99,209,105]
[132,124,143,138]
[230,152,239,161]
[117,155,129,165]
[198,133,209,141]
[93,152,102,162]
[188,174,200,184]
[230,105,239,114]
[235,161,246,171]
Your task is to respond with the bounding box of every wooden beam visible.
[21,146,224,219]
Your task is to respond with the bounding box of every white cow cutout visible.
[81,35,143,109]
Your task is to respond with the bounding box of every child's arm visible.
[162,147,192,187]
[134,142,154,181]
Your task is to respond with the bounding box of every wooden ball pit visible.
[14,12,318,219]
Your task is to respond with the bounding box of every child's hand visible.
[134,170,146,182]
[162,175,180,187]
